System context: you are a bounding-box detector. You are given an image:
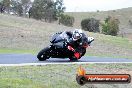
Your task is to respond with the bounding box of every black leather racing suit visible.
[63,31,88,56]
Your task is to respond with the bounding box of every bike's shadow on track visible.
[38,58,88,63]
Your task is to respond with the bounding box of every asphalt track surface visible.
[0,54,132,65]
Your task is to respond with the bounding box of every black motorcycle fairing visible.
[50,32,67,48]
[49,45,74,58]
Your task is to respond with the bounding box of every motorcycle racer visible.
[52,29,89,59]
[37,28,94,61]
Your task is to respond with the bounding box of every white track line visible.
[0,62,132,67]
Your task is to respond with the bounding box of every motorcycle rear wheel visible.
[37,47,50,61]
[69,57,79,61]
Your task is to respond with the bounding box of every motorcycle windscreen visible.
[51,33,63,43]
[51,31,69,43]
[81,33,89,45]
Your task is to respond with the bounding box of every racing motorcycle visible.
[37,32,94,61]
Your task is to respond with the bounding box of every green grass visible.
[0,64,132,88]
[100,35,132,49]
[0,65,82,88]
[88,32,132,49]
[0,78,45,88]
[0,48,37,55]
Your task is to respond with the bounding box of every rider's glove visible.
[67,46,75,52]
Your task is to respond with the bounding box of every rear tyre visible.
[81,49,86,56]
[69,57,79,62]
[37,47,50,61]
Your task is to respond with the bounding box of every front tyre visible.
[37,47,50,61]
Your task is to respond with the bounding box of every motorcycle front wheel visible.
[37,47,50,61]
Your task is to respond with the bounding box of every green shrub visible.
[102,16,119,36]
[81,18,100,32]
[59,14,74,27]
